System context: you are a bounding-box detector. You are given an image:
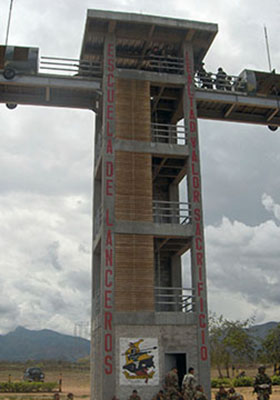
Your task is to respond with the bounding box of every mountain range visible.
[0,326,90,361]
[0,321,278,361]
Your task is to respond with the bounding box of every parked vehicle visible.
[23,367,45,382]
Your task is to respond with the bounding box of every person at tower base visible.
[194,385,208,400]
[128,389,141,400]
[253,366,272,400]
[228,387,244,400]
[215,386,228,400]
[182,367,197,400]
[165,367,180,400]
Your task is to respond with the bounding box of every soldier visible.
[165,367,180,400]
[128,390,141,400]
[152,389,166,400]
[228,387,243,400]
[215,67,227,90]
[253,366,272,400]
[197,63,213,89]
[194,385,208,400]
[182,367,197,400]
[215,386,228,400]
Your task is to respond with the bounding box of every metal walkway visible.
[0,64,279,128]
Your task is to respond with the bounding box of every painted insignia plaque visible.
[120,338,159,385]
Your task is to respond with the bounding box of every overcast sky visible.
[0,0,280,336]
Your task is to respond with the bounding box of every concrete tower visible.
[80,10,218,400]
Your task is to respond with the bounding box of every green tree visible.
[209,313,256,378]
[260,323,280,374]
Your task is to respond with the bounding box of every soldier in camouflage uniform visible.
[182,368,197,400]
[128,389,141,400]
[194,385,208,400]
[215,386,228,400]
[165,367,180,400]
[228,387,243,400]
[152,389,166,400]
[253,366,272,400]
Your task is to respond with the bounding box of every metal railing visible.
[153,200,191,224]
[94,206,103,238]
[155,286,194,312]
[40,56,102,77]
[194,72,247,93]
[151,123,187,145]
[142,54,184,74]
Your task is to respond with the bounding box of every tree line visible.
[209,313,280,378]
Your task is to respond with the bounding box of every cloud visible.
[262,193,280,221]
[205,196,280,323]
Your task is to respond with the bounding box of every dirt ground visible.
[0,366,279,400]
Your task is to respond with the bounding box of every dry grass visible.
[0,365,279,400]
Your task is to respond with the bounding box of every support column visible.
[183,42,211,396]
[99,34,116,400]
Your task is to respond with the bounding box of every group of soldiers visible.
[126,365,272,400]
[196,63,245,92]
[162,366,207,400]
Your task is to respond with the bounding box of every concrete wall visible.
[115,324,198,400]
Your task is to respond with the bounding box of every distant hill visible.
[249,321,279,340]
[0,326,90,362]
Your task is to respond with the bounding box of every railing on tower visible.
[153,200,191,224]
[92,287,194,316]
[155,287,194,312]
[194,71,247,93]
[40,56,102,77]
[141,54,184,74]
[151,123,187,145]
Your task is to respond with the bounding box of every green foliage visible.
[209,313,256,377]
[271,375,280,385]
[0,381,58,392]
[211,378,232,388]
[259,324,280,366]
[232,376,253,387]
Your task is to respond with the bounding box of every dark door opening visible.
[165,353,187,388]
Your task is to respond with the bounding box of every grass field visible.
[0,364,279,400]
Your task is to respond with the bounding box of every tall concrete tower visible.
[80,10,218,400]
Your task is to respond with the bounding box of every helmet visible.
[258,365,266,372]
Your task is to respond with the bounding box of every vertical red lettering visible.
[200,346,208,361]
[105,249,112,266]
[106,209,113,227]
[105,333,112,352]
[105,355,113,374]
[105,290,112,309]
[106,161,114,177]
[198,281,204,296]
[106,179,113,196]
[106,139,113,154]
[196,252,203,266]
[105,312,112,330]
[105,269,113,287]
